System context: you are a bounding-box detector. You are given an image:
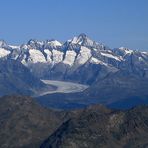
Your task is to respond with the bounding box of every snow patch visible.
[90,57,102,64]
[9,45,20,49]
[37,41,44,46]
[142,52,148,55]
[119,47,133,55]
[90,57,108,66]
[0,48,11,58]
[21,55,27,65]
[44,49,52,62]
[75,46,91,65]
[101,52,121,61]
[93,48,98,51]
[28,49,46,63]
[139,57,143,62]
[52,49,64,63]
[71,37,78,44]
[48,40,62,47]
[63,50,76,66]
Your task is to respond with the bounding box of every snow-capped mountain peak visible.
[46,40,62,47]
[119,47,133,54]
[27,39,44,49]
[77,33,94,46]
[112,47,134,56]
[69,33,94,46]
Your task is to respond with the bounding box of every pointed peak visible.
[65,34,107,50]
[0,40,7,48]
[112,47,133,55]
[119,47,128,50]
[27,39,38,44]
[69,33,91,45]
[78,33,87,39]
[27,39,45,48]
[119,47,133,51]
[46,39,56,42]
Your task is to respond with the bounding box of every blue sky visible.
[0,0,148,50]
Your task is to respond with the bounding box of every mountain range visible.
[1,34,148,82]
[0,34,148,109]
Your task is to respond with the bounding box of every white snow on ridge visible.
[48,40,62,47]
[21,55,27,65]
[139,57,143,62]
[63,50,76,66]
[9,45,20,49]
[52,49,64,63]
[37,41,44,46]
[70,35,94,46]
[44,49,52,62]
[75,46,91,65]
[28,49,46,63]
[119,47,133,55]
[90,57,108,66]
[142,52,148,55]
[0,48,11,58]
[101,52,121,61]
[90,57,101,64]
[83,37,94,46]
[71,37,78,44]
[93,48,98,51]
[21,44,28,50]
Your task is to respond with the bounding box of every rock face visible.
[0,59,48,96]
[84,70,148,109]
[0,96,66,148]
[41,105,148,148]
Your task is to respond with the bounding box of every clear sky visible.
[0,0,148,50]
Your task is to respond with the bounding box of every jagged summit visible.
[0,34,106,51]
[78,33,87,38]
[71,33,94,46]
[112,46,134,56]
[27,39,39,45]
[0,34,147,67]
[46,39,62,47]
[66,33,107,51]
[0,40,8,48]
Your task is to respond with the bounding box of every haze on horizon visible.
[0,0,148,50]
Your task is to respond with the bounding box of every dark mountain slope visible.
[41,105,148,148]
[0,96,66,148]
[85,70,148,108]
[1,95,148,148]
[0,59,51,96]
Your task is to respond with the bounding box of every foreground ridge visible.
[0,95,148,148]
